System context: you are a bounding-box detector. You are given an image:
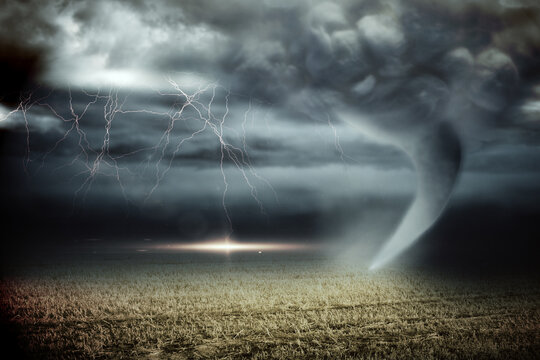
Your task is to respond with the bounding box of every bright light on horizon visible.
[154,238,313,253]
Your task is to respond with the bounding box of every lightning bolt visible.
[3,79,276,236]
[326,113,346,164]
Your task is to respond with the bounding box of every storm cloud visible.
[1,0,540,267]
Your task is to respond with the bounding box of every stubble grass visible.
[1,254,539,359]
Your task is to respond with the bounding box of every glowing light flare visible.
[155,239,313,253]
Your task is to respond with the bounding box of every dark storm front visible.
[1,0,540,268]
[0,1,540,359]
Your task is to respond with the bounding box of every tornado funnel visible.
[369,122,462,270]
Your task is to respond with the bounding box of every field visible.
[0,253,539,359]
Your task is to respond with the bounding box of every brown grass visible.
[1,255,539,359]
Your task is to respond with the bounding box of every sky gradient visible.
[1,0,540,268]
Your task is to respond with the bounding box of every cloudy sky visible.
[1,0,540,266]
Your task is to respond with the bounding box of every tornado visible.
[369,121,462,270]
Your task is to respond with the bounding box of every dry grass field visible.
[0,253,539,359]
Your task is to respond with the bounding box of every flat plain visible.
[0,253,539,359]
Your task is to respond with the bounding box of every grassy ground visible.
[0,253,539,359]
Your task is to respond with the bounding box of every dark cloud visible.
[1,0,540,266]
[0,41,45,106]
[0,0,63,105]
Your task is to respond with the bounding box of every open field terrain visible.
[1,253,539,359]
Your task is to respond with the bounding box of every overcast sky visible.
[1,0,539,266]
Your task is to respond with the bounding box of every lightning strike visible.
[4,79,277,235]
